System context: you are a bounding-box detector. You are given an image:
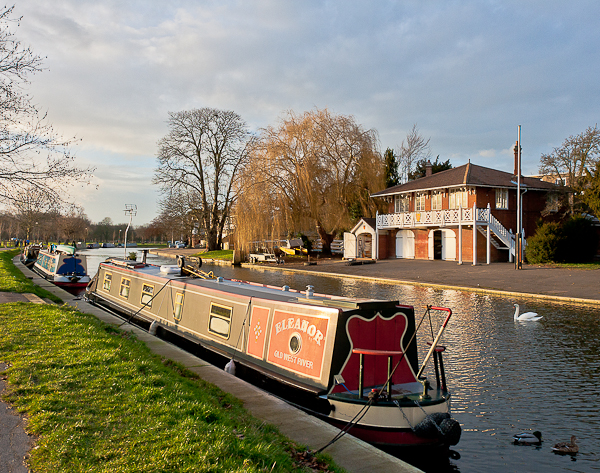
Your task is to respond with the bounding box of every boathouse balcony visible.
[375,204,521,264]
[377,205,496,229]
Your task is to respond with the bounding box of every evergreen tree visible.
[408,156,452,180]
[384,148,399,188]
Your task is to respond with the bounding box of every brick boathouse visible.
[367,160,558,264]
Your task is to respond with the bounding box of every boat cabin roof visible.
[100,259,401,312]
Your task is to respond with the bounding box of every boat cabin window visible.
[103,273,112,291]
[141,284,154,307]
[173,293,184,322]
[208,303,232,339]
[119,278,131,299]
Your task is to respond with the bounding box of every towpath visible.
[152,248,600,305]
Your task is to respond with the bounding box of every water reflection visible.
[81,252,600,472]
[206,263,600,473]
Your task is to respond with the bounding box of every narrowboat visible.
[20,244,43,268]
[33,244,90,288]
[85,256,461,448]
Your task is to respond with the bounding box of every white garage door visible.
[441,229,456,261]
[396,230,415,259]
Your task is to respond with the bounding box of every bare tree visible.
[0,7,94,208]
[9,185,54,240]
[397,124,431,183]
[58,205,90,243]
[153,108,250,251]
[239,108,384,252]
[539,125,600,214]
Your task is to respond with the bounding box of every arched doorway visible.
[428,229,457,261]
[357,233,372,258]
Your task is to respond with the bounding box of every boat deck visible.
[107,260,400,311]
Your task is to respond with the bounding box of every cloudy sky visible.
[14,0,600,225]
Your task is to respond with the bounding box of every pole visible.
[123,204,137,259]
[517,126,522,270]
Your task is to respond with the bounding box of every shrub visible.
[525,221,562,264]
[526,216,599,264]
[557,215,599,263]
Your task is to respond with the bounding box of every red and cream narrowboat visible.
[85,256,461,448]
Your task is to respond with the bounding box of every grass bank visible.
[0,250,61,303]
[0,303,343,472]
[0,253,343,472]
[195,249,233,261]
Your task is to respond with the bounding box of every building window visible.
[394,194,410,212]
[102,273,112,291]
[547,193,559,212]
[415,193,426,211]
[495,189,509,209]
[449,188,468,209]
[208,303,232,339]
[141,284,154,307]
[431,191,443,210]
[119,278,131,299]
[174,293,184,322]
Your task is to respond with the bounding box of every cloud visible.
[10,0,600,223]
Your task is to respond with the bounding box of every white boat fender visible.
[149,320,159,335]
[224,359,236,375]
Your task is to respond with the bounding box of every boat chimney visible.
[142,249,149,264]
[425,160,432,177]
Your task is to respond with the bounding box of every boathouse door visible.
[428,229,456,261]
[395,230,415,259]
[357,233,372,258]
[433,230,443,260]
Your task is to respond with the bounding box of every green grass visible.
[532,261,600,269]
[195,250,233,261]
[0,303,343,473]
[0,250,62,303]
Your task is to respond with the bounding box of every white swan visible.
[514,304,543,321]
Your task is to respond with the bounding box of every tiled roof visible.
[371,162,557,197]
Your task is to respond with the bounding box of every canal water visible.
[81,249,600,472]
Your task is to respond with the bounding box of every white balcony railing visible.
[377,207,482,229]
[377,205,518,256]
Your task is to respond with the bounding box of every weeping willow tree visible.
[236,108,385,254]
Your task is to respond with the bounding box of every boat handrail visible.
[352,348,404,356]
[416,306,452,385]
[353,348,405,398]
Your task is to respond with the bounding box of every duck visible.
[552,435,578,454]
[513,431,542,445]
[514,303,543,321]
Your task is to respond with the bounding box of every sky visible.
[12,0,600,225]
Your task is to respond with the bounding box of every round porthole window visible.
[289,332,302,354]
